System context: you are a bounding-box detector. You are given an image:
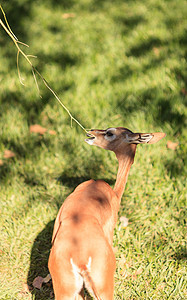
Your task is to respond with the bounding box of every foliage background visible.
[0,0,186,299]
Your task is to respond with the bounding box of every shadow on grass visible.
[0,135,53,184]
[1,0,31,41]
[164,146,186,180]
[117,14,146,33]
[27,220,54,300]
[50,0,75,9]
[57,173,115,188]
[116,88,186,134]
[41,52,80,69]
[173,245,187,262]
[127,36,163,57]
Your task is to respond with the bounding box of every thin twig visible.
[17,50,25,85]
[0,4,18,40]
[32,67,42,98]
[0,5,88,134]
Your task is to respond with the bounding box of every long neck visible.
[113,144,137,201]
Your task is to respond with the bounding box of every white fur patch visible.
[104,134,116,141]
[86,257,92,271]
[70,257,92,294]
[85,138,95,145]
[107,127,116,131]
[70,258,83,293]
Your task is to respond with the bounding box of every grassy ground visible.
[0,0,186,299]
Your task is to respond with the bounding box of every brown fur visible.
[48,127,165,299]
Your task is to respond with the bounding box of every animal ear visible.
[126,132,166,144]
[146,132,166,144]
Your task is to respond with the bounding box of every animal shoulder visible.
[73,179,115,199]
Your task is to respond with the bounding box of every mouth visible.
[85,132,95,145]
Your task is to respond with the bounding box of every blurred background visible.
[0,0,186,299]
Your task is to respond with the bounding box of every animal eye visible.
[106,131,113,136]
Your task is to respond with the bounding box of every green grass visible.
[0,0,186,299]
